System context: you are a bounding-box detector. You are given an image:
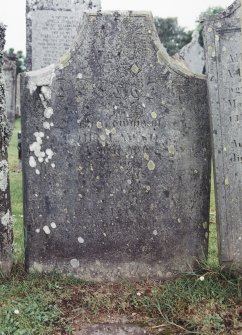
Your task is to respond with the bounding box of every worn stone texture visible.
[0,24,13,274]
[26,0,101,71]
[174,31,205,74]
[75,324,147,335]
[203,0,242,269]
[3,54,17,126]
[21,12,211,281]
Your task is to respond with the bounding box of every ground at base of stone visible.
[74,323,147,335]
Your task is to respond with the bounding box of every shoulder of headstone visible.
[200,0,240,23]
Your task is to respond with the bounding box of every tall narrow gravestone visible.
[21,12,211,280]
[203,0,242,269]
[0,24,13,274]
[174,31,205,74]
[26,0,101,71]
[3,54,17,126]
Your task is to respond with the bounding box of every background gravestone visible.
[0,24,13,274]
[3,53,17,127]
[203,0,242,269]
[26,0,101,71]
[21,12,211,281]
[174,31,205,74]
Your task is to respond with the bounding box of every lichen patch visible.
[0,160,9,192]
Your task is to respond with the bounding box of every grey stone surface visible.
[21,11,211,281]
[75,324,147,335]
[174,31,205,74]
[0,24,13,274]
[26,0,101,71]
[203,0,242,269]
[3,54,17,126]
[16,73,21,116]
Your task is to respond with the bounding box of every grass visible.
[1,118,241,335]
[8,117,24,262]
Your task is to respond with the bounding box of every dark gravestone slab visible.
[21,12,210,280]
[75,324,147,335]
[0,24,13,274]
[203,0,242,269]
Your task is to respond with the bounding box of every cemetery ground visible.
[0,119,241,335]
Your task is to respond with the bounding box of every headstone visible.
[202,0,242,269]
[0,24,13,274]
[75,324,147,335]
[3,53,17,127]
[174,31,205,74]
[16,74,21,116]
[26,0,101,71]
[21,12,211,281]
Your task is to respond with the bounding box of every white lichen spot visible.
[43,122,51,130]
[215,35,219,42]
[114,106,118,110]
[223,147,227,152]
[35,229,40,233]
[145,185,151,192]
[96,176,100,180]
[38,157,44,163]
[207,27,213,33]
[46,149,54,160]
[205,232,209,239]
[147,160,156,171]
[142,103,146,108]
[103,233,107,237]
[35,169,40,175]
[50,122,54,127]
[153,230,158,236]
[29,156,37,168]
[203,222,208,229]
[76,73,83,79]
[127,179,132,185]
[131,63,140,74]
[78,237,85,244]
[51,163,55,168]
[96,121,102,129]
[224,177,229,186]
[239,237,242,241]
[178,218,182,224]
[43,225,51,234]
[151,112,157,119]
[44,107,54,119]
[99,134,106,142]
[34,132,44,139]
[0,160,9,192]
[70,259,80,268]
[168,145,176,157]
[144,153,149,161]
[1,210,11,227]
[51,222,56,229]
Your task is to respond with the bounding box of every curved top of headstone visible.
[200,0,240,22]
[26,10,205,88]
[27,0,100,11]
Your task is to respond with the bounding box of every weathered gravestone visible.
[174,31,205,74]
[3,53,17,126]
[26,0,101,71]
[202,0,242,269]
[21,11,211,280]
[0,24,13,274]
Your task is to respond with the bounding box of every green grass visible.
[8,117,24,262]
[1,118,241,335]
